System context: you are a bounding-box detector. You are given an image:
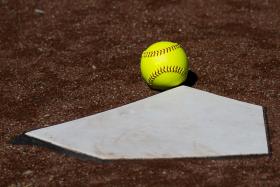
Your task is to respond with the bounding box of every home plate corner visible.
[25,86,269,160]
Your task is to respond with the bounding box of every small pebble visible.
[35,9,45,14]
[23,170,33,176]
[49,175,54,181]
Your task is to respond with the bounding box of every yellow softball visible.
[140,41,189,90]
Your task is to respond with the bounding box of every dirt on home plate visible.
[1,0,280,186]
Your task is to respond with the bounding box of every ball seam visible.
[147,65,186,86]
[142,44,181,58]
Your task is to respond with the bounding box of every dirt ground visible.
[1,0,280,186]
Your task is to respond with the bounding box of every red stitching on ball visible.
[142,44,181,58]
[147,65,186,85]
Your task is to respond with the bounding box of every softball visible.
[140,41,189,90]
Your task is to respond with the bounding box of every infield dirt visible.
[1,0,280,186]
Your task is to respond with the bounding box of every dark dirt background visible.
[1,0,280,186]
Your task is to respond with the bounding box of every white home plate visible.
[26,86,268,159]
